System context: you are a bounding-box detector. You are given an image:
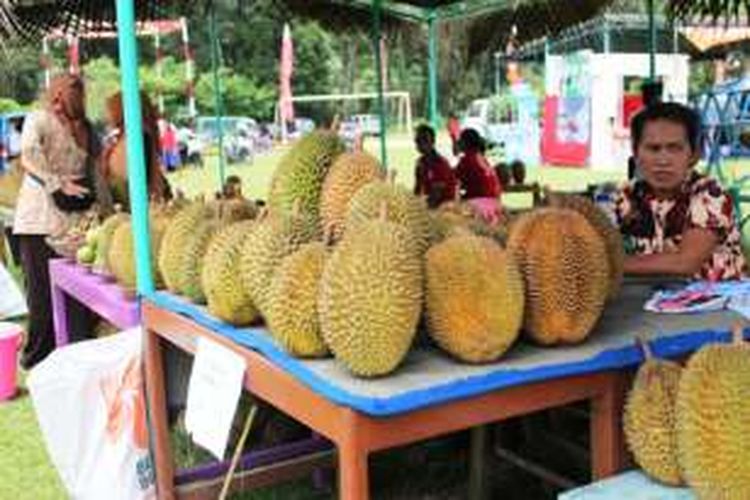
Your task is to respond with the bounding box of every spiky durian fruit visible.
[268,130,345,222]
[345,177,431,254]
[92,208,129,276]
[506,207,609,345]
[319,151,381,240]
[320,211,423,377]
[265,242,328,357]
[677,325,750,499]
[624,337,683,486]
[201,220,258,325]
[425,231,523,362]
[159,201,210,293]
[108,211,170,293]
[428,200,508,247]
[546,193,624,300]
[239,208,320,316]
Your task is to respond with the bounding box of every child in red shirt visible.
[455,129,501,199]
[414,124,457,208]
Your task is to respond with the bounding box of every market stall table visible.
[49,258,140,347]
[142,284,744,499]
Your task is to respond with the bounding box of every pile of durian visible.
[100,131,625,377]
[624,326,750,498]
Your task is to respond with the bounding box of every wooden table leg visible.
[590,373,627,480]
[144,327,176,500]
[468,425,488,500]
[338,413,369,500]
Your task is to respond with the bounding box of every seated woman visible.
[102,91,171,209]
[615,102,746,281]
[455,129,501,200]
[413,124,456,208]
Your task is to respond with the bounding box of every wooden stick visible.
[218,404,258,500]
[634,333,653,361]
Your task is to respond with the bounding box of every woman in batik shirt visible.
[614,102,746,281]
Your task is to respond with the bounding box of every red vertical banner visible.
[68,35,80,76]
[279,23,295,131]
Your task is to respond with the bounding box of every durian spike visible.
[323,224,336,247]
[291,199,301,217]
[732,322,745,344]
[635,333,654,361]
[378,201,388,222]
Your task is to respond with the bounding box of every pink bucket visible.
[0,322,22,402]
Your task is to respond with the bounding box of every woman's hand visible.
[60,177,90,198]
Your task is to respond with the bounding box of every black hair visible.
[631,101,701,153]
[225,175,242,185]
[415,124,435,142]
[459,128,485,152]
[510,159,525,170]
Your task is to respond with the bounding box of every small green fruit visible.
[77,245,95,264]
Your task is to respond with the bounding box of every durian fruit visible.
[265,242,328,357]
[319,151,381,240]
[546,193,624,300]
[167,199,257,303]
[201,220,258,325]
[92,208,129,276]
[425,231,523,363]
[676,325,750,499]
[623,336,683,486]
[429,200,508,247]
[345,176,431,254]
[506,208,609,345]
[107,210,170,292]
[320,207,423,377]
[159,201,210,293]
[239,207,320,316]
[268,130,345,222]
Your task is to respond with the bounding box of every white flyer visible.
[184,336,245,459]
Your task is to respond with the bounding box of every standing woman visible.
[101,91,171,209]
[14,74,105,368]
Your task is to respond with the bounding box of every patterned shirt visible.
[614,171,747,281]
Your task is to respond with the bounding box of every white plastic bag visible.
[0,262,26,319]
[27,328,155,500]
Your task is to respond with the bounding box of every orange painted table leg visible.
[142,301,628,500]
[143,326,176,500]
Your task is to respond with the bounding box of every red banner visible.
[541,96,589,166]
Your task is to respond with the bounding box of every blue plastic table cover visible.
[559,470,694,499]
[148,283,742,417]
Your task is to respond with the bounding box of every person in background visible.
[102,91,171,209]
[614,102,746,281]
[455,128,501,200]
[222,175,243,199]
[446,112,461,157]
[509,159,526,185]
[413,124,457,208]
[13,74,106,368]
[158,119,181,172]
[494,162,510,190]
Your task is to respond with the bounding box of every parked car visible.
[0,112,26,173]
[196,116,259,146]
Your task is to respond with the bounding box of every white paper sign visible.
[185,337,245,459]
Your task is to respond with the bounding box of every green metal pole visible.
[115,0,153,295]
[373,0,388,168]
[427,9,439,130]
[209,1,226,187]
[648,0,656,81]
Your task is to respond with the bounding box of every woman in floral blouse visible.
[614,102,746,281]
